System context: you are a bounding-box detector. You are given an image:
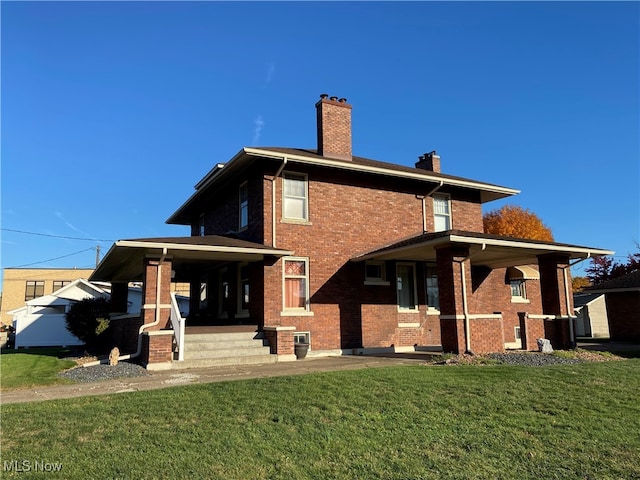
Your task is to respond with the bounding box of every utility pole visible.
[95,245,101,267]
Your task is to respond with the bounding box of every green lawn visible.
[0,348,76,390]
[1,360,639,479]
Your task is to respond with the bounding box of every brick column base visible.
[518,312,544,351]
[263,326,296,361]
[141,330,174,370]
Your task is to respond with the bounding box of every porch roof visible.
[91,235,293,282]
[351,230,614,269]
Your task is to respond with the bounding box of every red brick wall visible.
[538,254,573,316]
[469,318,505,353]
[141,333,173,366]
[109,316,143,354]
[519,313,545,351]
[468,267,543,343]
[264,328,294,355]
[440,318,466,353]
[605,292,640,341]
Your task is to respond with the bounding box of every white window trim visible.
[238,182,248,231]
[364,261,390,286]
[281,256,312,314]
[236,262,249,318]
[282,171,310,223]
[396,262,419,312]
[294,331,311,348]
[433,194,452,232]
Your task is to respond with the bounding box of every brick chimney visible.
[316,94,352,161]
[415,151,441,173]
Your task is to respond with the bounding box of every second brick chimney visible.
[316,94,352,161]
[415,151,441,173]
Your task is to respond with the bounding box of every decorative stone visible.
[536,338,553,354]
[109,346,120,366]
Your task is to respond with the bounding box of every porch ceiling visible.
[90,235,293,282]
[352,230,614,269]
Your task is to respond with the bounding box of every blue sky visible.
[1,1,638,281]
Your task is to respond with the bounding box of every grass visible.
[0,348,76,390]
[1,360,639,479]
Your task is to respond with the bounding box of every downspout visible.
[562,253,591,348]
[271,157,288,248]
[460,243,486,354]
[418,181,444,233]
[83,248,168,367]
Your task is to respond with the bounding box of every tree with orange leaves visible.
[483,205,554,241]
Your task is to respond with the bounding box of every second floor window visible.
[433,195,451,231]
[283,173,308,221]
[25,281,44,301]
[239,182,248,230]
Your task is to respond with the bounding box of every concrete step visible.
[183,338,269,349]
[173,354,278,369]
[184,331,262,343]
[184,345,272,360]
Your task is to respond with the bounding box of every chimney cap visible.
[319,93,329,99]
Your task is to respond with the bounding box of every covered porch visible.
[353,230,613,354]
[90,235,292,368]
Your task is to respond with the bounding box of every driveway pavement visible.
[1,353,436,405]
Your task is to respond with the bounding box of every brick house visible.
[91,94,612,369]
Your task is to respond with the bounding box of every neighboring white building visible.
[574,292,610,338]
[7,279,190,349]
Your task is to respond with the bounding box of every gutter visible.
[417,181,444,233]
[271,157,288,247]
[562,253,591,348]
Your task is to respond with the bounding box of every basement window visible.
[294,331,310,345]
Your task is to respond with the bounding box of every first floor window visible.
[283,172,308,221]
[218,268,230,317]
[284,258,309,310]
[238,263,250,314]
[510,279,526,300]
[396,263,417,310]
[365,261,386,283]
[25,281,44,301]
[199,214,205,236]
[425,265,440,310]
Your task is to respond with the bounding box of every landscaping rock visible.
[537,338,553,354]
[109,347,120,366]
[59,362,149,383]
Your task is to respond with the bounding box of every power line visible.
[9,247,96,268]
[1,228,114,242]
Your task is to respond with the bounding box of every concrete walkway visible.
[1,353,436,405]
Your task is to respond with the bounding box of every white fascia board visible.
[448,235,615,257]
[116,240,293,257]
[244,147,520,198]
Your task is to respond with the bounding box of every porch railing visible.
[170,292,186,361]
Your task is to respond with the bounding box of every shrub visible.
[65,297,112,353]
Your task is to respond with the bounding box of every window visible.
[294,331,310,345]
[52,280,71,292]
[237,263,250,316]
[283,258,309,311]
[199,281,208,310]
[239,182,248,230]
[218,268,230,318]
[514,326,521,340]
[396,263,418,311]
[25,281,44,301]
[199,214,205,236]
[365,261,388,284]
[433,195,451,232]
[283,172,308,221]
[425,265,440,311]
[510,279,527,301]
